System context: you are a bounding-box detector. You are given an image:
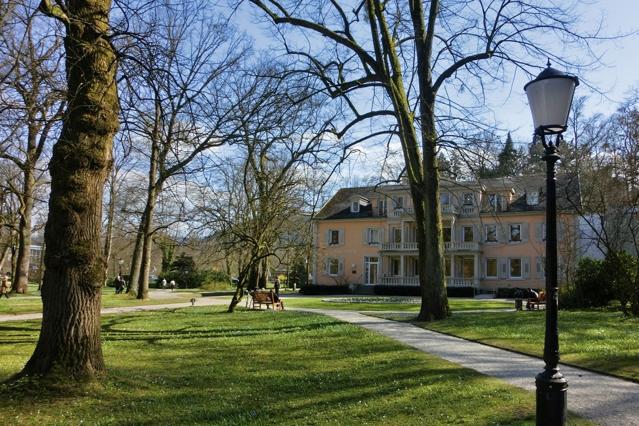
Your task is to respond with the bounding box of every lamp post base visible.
[536,369,568,426]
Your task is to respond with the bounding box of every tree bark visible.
[137,193,158,299]
[0,243,9,272]
[126,219,144,294]
[102,167,116,284]
[13,165,35,294]
[16,0,119,380]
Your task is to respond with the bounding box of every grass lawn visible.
[283,296,513,312]
[0,307,590,425]
[0,287,202,316]
[379,310,639,382]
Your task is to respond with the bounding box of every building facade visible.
[312,176,580,293]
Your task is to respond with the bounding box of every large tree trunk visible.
[16,0,119,380]
[13,165,35,294]
[258,257,268,289]
[136,211,156,299]
[102,167,116,284]
[126,221,145,294]
[0,243,9,272]
[416,126,449,320]
[136,183,160,299]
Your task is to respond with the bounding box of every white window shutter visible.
[497,224,505,243]
[339,228,345,245]
[473,224,480,242]
[535,223,543,242]
[362,228,368,244]
[338,257,344,274]
[324,258,329,275]
[522,223,529,243]
[325,230,331,245]
[498,258,508,279]
[523,257,530,279]
[379,228,384,244]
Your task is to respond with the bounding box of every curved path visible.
[295,308,639,426]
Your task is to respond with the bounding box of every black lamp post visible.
[524,61,579,426]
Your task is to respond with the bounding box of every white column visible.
[400,255,405,284]
[474,254,480,287]
[450,254,455,282]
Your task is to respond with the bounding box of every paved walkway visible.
[0,296,229,323]
[294,308,639,426]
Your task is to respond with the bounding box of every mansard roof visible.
[315,174,581,220]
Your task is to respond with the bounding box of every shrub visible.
[446,287,476,298]
[373,286,420,296]
[604,251,639,315]
[299,284,351,295]
[573,257,611,308]
[372,286,475,297]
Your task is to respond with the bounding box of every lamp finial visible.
[547,58,552,68]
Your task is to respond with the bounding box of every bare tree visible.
[565,94,639,315]
[192,63,338,311]
[249,0,598,320]
[0,2,64,293]
[119,0,248,298]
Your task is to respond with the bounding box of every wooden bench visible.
[528,292,546,310]
[250,290,284,311]
[529,299,546,310]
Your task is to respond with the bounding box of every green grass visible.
[0,288,202,315]
[0,307,590,425]
[283,296,513,312]
[378,310,639,382]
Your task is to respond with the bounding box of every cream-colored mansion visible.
[311,176,581,293]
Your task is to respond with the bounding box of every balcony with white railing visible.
[459,205,477,216]
[447,277,480,288]
[391,207,414,217]
[380,276,419,286]
[379,276,478,288]
[444,241,480,252]
[441,204,458,215]
[381,241,418,251]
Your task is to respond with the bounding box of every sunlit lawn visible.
[0,307,590,425]
[283,296,513,312]
[377,310,639,382]
[0,285,202,315]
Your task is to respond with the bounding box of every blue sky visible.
[495,0,639,143]
[232,1,639,181]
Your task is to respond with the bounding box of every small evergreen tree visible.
[496,132,521,176]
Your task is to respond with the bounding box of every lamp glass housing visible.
[524,67,579,135]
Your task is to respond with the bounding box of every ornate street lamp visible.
[524,61,578,426]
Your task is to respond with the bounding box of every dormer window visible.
[527,191,539,205]
[488,193,502,211]
[351,201,360,213]
[440,192,450,205]
[377,199,387,216]
[393,196,404,209]
[463,193,474,206]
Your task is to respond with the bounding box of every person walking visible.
[274,277,281,297]
[115,275,125,294]
[1,273,11,298]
